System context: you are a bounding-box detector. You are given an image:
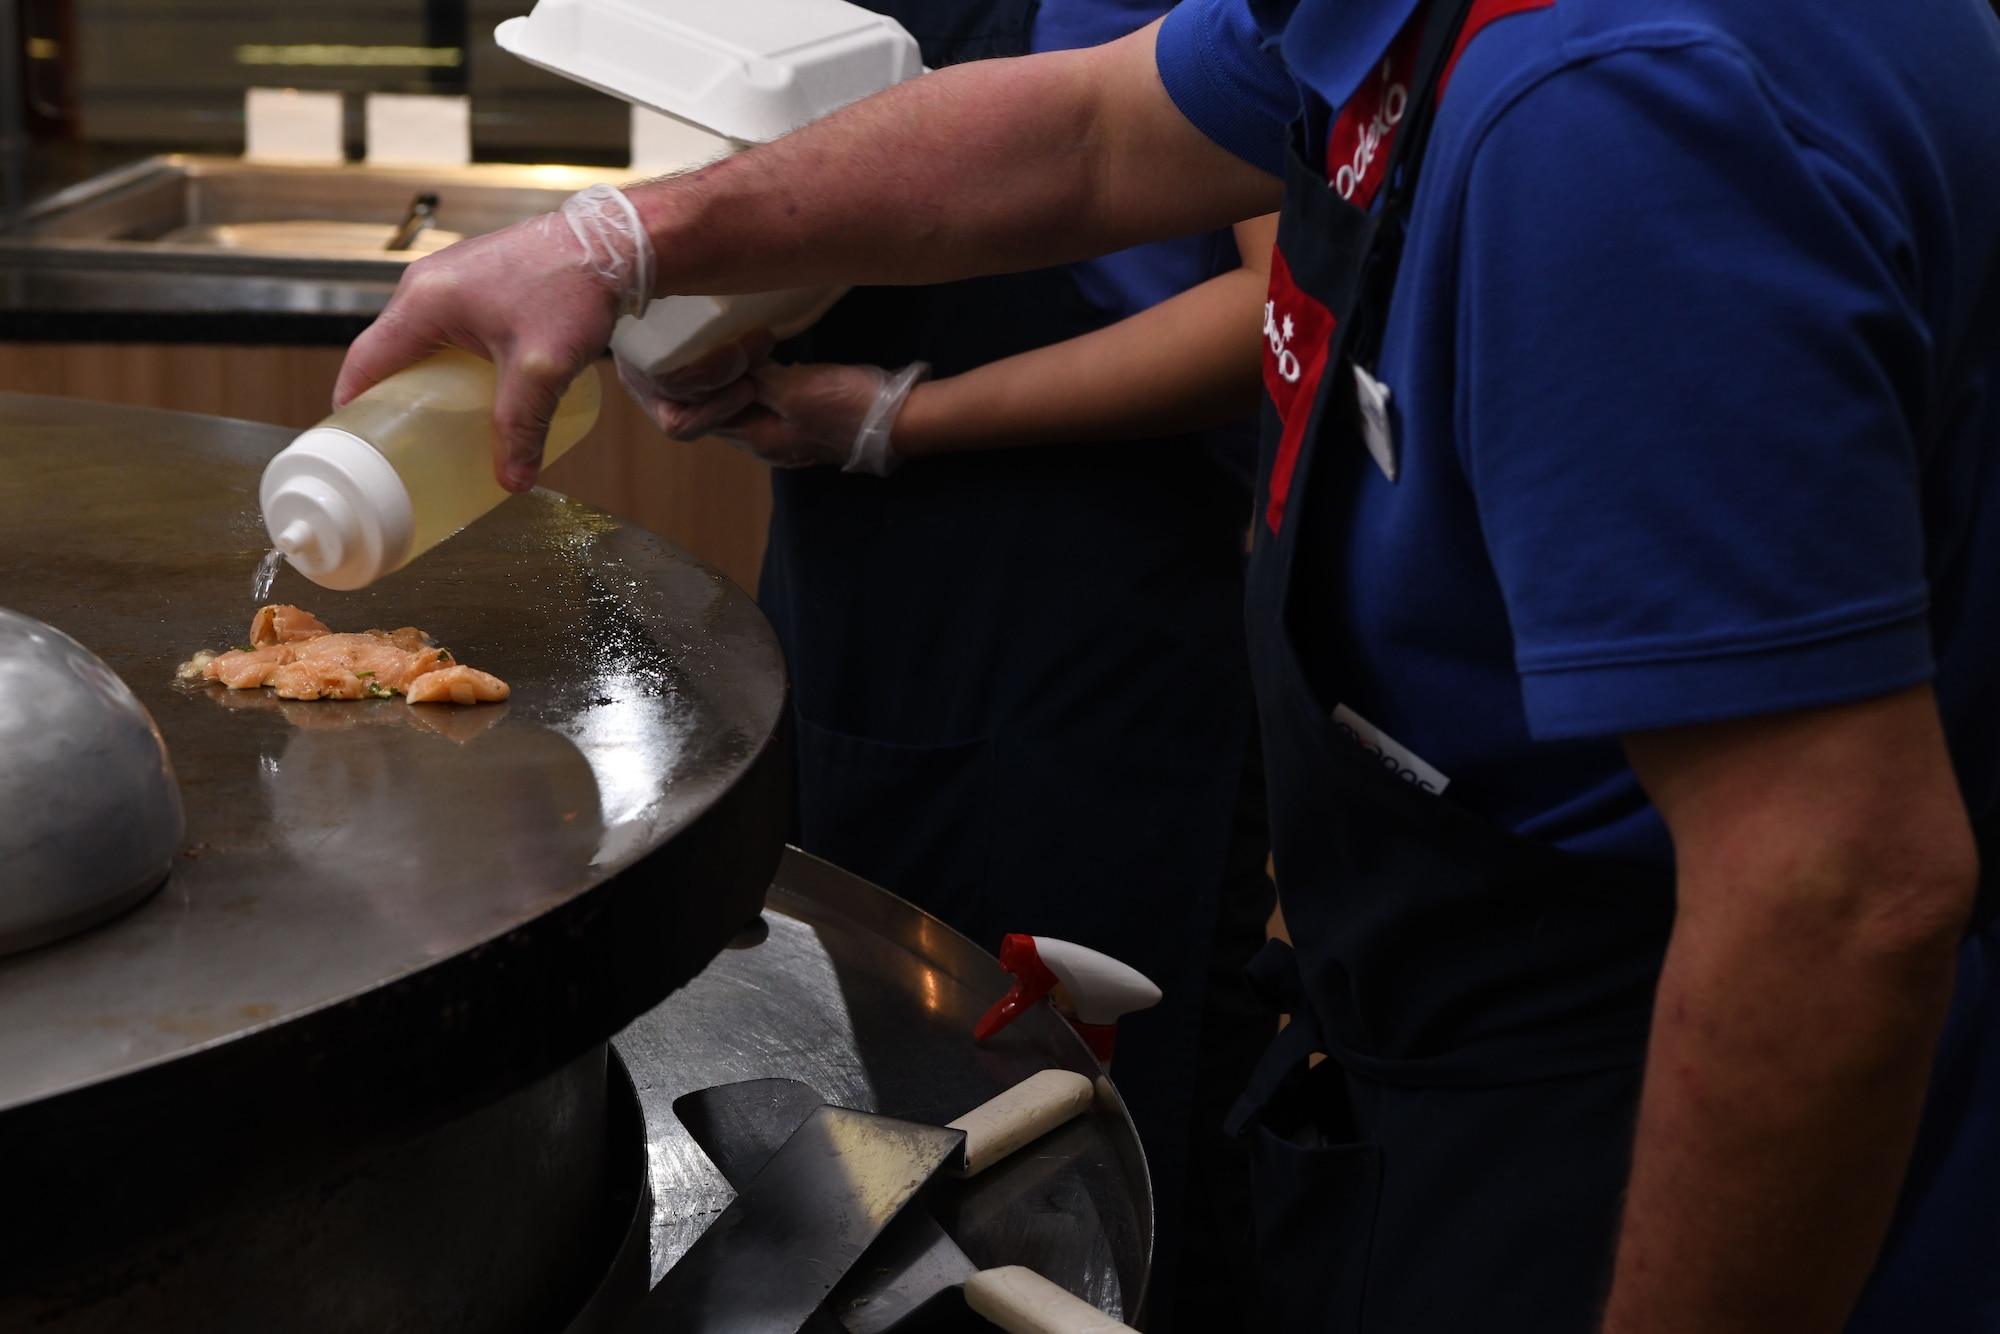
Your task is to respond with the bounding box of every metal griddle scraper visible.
[673,1073,1130,1334]
[616,1099,964,1333]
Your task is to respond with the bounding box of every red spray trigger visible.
[974,934,1162,1069]
[974,933,1059,1043]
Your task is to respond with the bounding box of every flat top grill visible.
[0,391,789,1282]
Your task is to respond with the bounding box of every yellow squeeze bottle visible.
[260,350,600,589]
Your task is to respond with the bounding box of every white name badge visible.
[1353,363,1397,482]
[1332,703,1450,794]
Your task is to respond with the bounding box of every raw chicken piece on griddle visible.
[405,665,510,705]
[188,606,505,705]
[267,633,450,696]
[249,604,329,647]
[205,642,300,688]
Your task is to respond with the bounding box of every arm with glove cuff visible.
[613,331,928,475]
[618,213,1276,474]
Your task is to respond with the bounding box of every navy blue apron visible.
[1229,0,1679,1326]
[759,4,1265,1325]
[1231,1,2000,1328]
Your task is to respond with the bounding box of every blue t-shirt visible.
[1035,0,1237,319]
[1157,0,2000,866]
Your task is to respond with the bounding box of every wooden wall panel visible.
[0,343,771,593]
[0,342,346,425]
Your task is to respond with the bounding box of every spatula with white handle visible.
[675,1071,1136,1333]
[840,1237,1140,1334]
[963,1267,1139,1334]
[944,1068,1094,1176]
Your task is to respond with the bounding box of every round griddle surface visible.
[0,390,788,1282]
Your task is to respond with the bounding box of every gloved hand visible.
[612,329,778,445]
[618,338,929,476]
[335,183,654,493]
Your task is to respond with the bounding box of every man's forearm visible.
[1606,881,1960,1331]
[1610,688,1978,1332]
[626,26,1280,299]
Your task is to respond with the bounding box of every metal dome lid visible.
[0,607,183,956]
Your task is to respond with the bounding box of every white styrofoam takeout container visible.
[497,0,924,374]
[495,0,923,146]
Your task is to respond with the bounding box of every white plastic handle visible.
[963,1266,1137,1334]
[945,1069,1092,1177]
[1032,938,1162,1026]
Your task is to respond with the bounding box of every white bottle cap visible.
[259,428,416,591]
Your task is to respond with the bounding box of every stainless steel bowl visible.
[0,608,183,955]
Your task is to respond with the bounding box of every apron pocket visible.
[793,715,994,917]
[1249,1123,1383,1332]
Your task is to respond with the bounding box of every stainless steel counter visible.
[0,155,623,342]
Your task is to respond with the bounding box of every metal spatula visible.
[616,1099,964,1333]
[675,1074,1133,1334]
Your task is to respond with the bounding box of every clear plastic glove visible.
[618,338,929,475]
[335,183,654,493]
[613,329,779,444]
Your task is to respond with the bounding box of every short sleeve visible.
[1155,0,1296,176]
[1458,40,1935,739]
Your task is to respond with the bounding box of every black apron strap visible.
[1343,0,1477,374]
[1224,939,1325,1137]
